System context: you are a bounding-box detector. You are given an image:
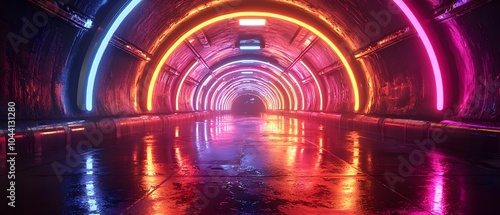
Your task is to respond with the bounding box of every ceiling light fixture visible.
[239,18,266,26]
[239,45,262,50]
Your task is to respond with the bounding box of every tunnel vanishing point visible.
[1,0,500,214]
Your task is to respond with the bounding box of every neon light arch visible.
[217,83,277,110]
[147,11,360,111]
[211,78,281,111]
[224,79,282,109]
[78,0,141,111]
[223,89,273,110]
[393,0,444,110]
[222,89,273,111]
[175,61,199,111]
[209,75,284,111]
[191,59,293,111]
[202,69,291,111]
[226,92,271,111]
[201,69,293,111]
[214,79,282,110]
[228,93,271,111]
[300,61,324,111]
[192,60,300,111]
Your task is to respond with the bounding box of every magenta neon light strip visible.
[394,0,444,110]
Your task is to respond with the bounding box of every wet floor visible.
[2,114,500,214]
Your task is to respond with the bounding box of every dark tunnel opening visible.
[2,0,500,214]
[231,95,266,115]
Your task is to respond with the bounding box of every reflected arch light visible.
[147,11,361,112]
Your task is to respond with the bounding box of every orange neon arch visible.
[147,11,360,111]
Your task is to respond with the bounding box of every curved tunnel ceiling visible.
[145,6,361,113]
[75,0,449,116]
[7,0,499,121]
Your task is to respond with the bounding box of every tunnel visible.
[1,0,500,213]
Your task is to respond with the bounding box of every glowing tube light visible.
[220,84,275,110]
[210,81,228,110]
[279,73,299,111]
[217,81,278,110]
[225,92,271,110]
[300,61,324,111]
[222,89,272,110]
[198,67,293,111]
[212,60,284,73]
[175,62,199,111]
[288,73,305,111]
[242,72,254,75]
[222,79,283,110]
[394,0,444,111]
[194,60,288,110]
[79,0,141,111]
[268,81,285,109]
[206,69,293,111]
[240,45,262,50]
[147,12,360,111]
[239,19,267,26]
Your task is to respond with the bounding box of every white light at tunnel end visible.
[80,0,141,111]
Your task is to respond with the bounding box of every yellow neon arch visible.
[147,11,360,111]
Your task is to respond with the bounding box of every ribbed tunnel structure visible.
[1,0,500,214]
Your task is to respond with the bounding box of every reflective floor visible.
[2,114,500,214]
